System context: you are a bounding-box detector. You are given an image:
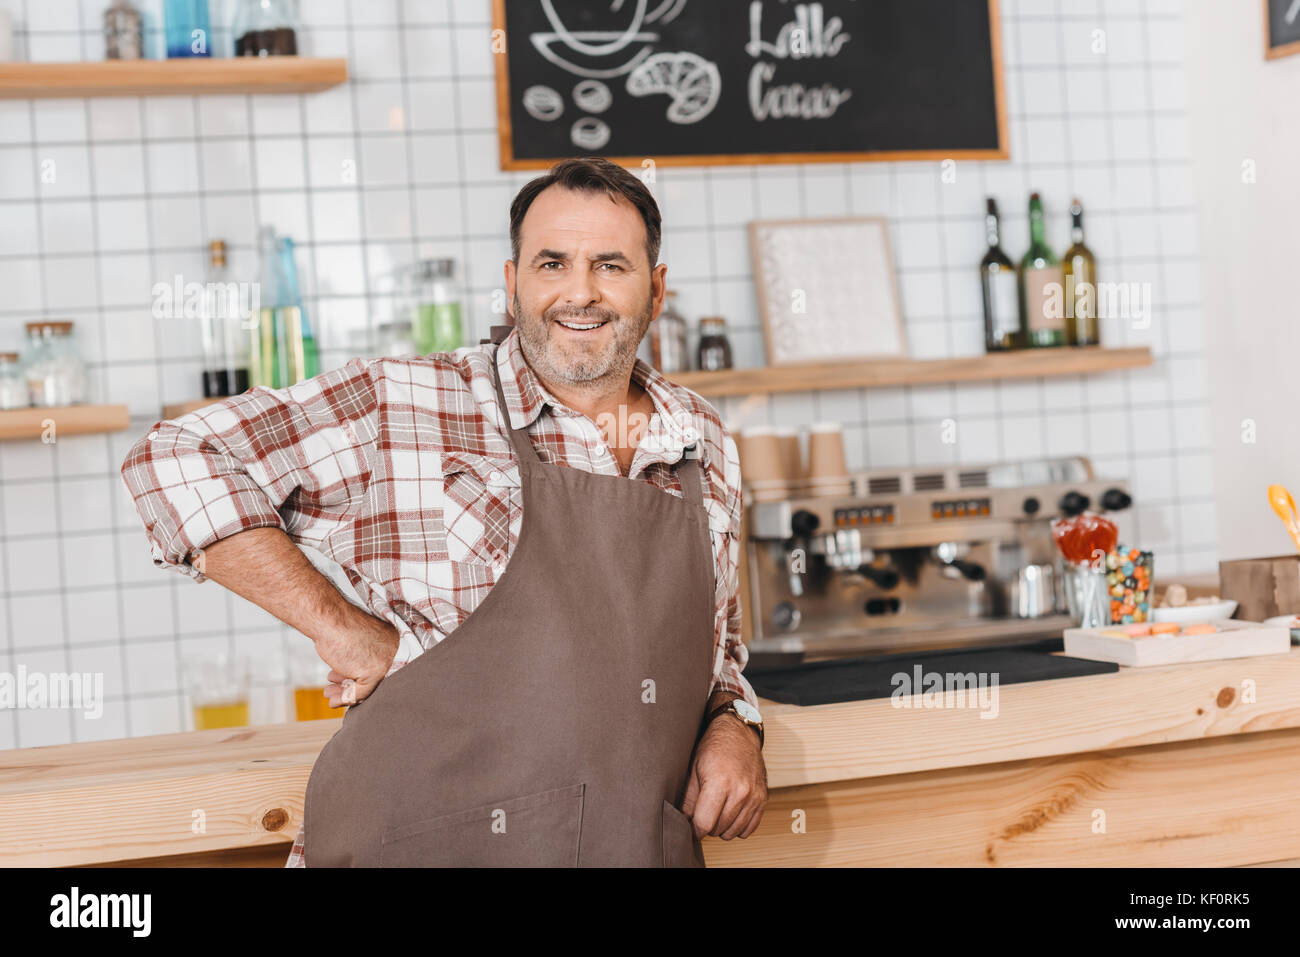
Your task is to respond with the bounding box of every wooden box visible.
[1063,619,1290,667]
[1219,555,1300,621]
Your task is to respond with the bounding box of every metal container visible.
[1010,563,1058,619]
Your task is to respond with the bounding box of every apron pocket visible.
[662,799,706,868]
[380,783,585,867]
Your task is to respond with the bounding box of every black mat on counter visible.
[746,640,1118,706]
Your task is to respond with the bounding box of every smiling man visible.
[121,157,766,867]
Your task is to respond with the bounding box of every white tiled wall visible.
[0,0,1213,748]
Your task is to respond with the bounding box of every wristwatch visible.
[706,698,764,748]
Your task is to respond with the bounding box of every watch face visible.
[733,700,761,723]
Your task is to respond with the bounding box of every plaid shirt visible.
[120,327,754,868]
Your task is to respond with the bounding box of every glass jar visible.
[0,352,27,410]
[232,0,300,56]
[376,321,417,358]
[695,315,733,371]
[648,289,689,373]
[410,258,463,355]
[23,321,87,407]
[104,0,144,60]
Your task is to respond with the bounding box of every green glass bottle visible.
[1018,192,1066,348]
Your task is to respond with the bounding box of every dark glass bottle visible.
[980,198,1019,351]
[695,316,733,371]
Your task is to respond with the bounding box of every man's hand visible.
[316,615,400,708]
[193,527,401,708]
[681,705,767,840]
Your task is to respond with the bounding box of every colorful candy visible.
[1103,544,1153,624]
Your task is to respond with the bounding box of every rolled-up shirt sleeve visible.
[120,358,380,582]
[707,431,759,710]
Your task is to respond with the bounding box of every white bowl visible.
[1150,599,1238,624]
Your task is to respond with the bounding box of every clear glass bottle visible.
[251,225,279,388]
[233,0,299,57]
[376,321,417,358]
[276,237,319,386]
[104,0,144,60]
[23,321,87,407]
[648,289,689,373]
[0,352,27,410]
[201,239,251,398]
[411,259,463,355]
[164,0,211,58]
[695,315,733,371]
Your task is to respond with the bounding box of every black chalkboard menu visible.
[491,0,1008,169]
[1263,0,1300,59]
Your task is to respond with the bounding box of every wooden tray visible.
[1063,619,1291,667]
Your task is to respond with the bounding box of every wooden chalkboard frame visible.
[1263,0,1300,59]
[492,0,1009,170]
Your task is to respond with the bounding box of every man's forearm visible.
[194,527,383,643]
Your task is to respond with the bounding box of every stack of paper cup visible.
[806,422,852,497]
[773,427,802,495]
[739,426,792,503]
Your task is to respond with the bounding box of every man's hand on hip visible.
[681,709,767,840]
[317,614,400,708]
[192,527,401,709]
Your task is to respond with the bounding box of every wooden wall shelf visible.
[0,404,129,440]
[0,57,348,99]
[668,346,1153,398]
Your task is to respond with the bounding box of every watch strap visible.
[706,700,764,748]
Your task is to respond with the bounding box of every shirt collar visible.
[496,327,709,468]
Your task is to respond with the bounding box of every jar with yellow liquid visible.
[289,642,346,721]
[182,651,251,731]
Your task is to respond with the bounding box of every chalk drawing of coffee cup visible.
[531,0,662,79]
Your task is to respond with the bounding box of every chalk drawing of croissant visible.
[526,0,721,126]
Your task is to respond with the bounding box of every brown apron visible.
[302,325,716,867]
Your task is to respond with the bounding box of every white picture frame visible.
[748,216,907,366]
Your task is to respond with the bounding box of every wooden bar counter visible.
[4,647,1300,868]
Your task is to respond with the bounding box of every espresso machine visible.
[744,456,1132,660]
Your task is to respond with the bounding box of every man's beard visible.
[513,293,652,386]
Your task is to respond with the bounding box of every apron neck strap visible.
[489,331,542,467]
[675,452,704,508]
